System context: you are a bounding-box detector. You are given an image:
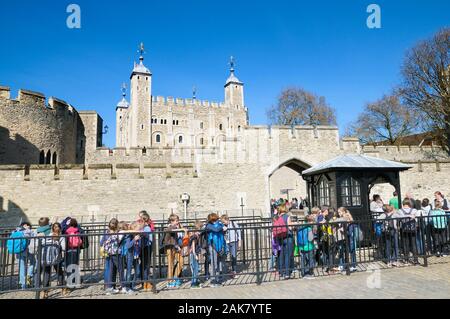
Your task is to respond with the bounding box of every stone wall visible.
[0,162,267,225]
[0,87,102,165]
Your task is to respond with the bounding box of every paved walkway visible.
[1,257,449,299]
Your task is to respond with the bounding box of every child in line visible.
[163,214,186,288]
[120,221,142,294]
[298,215,315,279]
[40,222,66,299]
[100,218,123,295]
[189,221,203,288]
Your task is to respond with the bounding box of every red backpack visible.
[273,215,288,239]
[148,219,155,232]
[66,227,83,249]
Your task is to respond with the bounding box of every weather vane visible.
[138,42,146,61]
[229,56,235,72]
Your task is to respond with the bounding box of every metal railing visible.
[0,214,449,298]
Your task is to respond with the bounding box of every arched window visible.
[340,177,361,207]
[45,150,51,164]
[176,120,179,125]
[164,119,167,125]
[156,134,161,143]
[52,152,57,165]
[39,151,45,164]
[200,122,204,129]
[200,138,204,145]
[160,119,164,124]
[178,135,183,144]
[238,125,241,132]
[219,124,223,131]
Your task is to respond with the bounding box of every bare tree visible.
[267,87,337,126]
[347,93,419,145]
[400,28,450,153]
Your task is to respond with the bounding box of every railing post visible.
[35,238,42,299]
[152,231,158,293]
[420,217,428,267]
[344,222,351,276]
[241,224,247,265]
[255,227,262,285]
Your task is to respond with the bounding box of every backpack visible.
[208,222,227,256]
[297,227,309,246]
[374,222,383,237]
[103,234,120,256]
[66,227,83,249]
[430,210,447,230]
[273,215,288,239]
[401,209,417,232]
[42,242,62,266]
[181,235,190,257]
[7,230,28,254]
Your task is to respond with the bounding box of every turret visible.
[116,83,130,147]
[129,42,152,147]
[224,56,244,109]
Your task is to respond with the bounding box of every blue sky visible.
[0,0,449,147]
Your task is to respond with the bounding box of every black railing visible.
[0,214,449,298]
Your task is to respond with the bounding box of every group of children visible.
[99,211,242,294]
[270,203,359,280]
[6,216,87,299]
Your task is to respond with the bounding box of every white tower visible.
[130,42,152,147]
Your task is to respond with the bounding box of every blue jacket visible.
[206,221,227,255]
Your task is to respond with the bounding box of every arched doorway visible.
[268,158,312,211]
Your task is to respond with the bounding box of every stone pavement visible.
[1,257,449,299]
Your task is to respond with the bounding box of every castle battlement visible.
[0,86,75,116]
[152,95,235,109]
[362,144,447,162]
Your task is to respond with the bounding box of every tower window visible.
[141,124,144,130]
[164,119,167,125]
[160,119,163,124]
[176,120,179,125]
[146,77,148,81]
[238,125,241,132]
[219,124,223,131]
[200,122,204,129]
[200,138,204,145]
[178,136,183,144]
[156,134,161,143]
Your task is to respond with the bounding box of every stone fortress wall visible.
[1,117,449,225]
[0,86,88,165]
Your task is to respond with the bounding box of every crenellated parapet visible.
[152,95,247,111]
[362,144,448,161]
[0,87,76,117]
[0,85,101,165]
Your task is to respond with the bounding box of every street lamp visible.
[102,125,109,135]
